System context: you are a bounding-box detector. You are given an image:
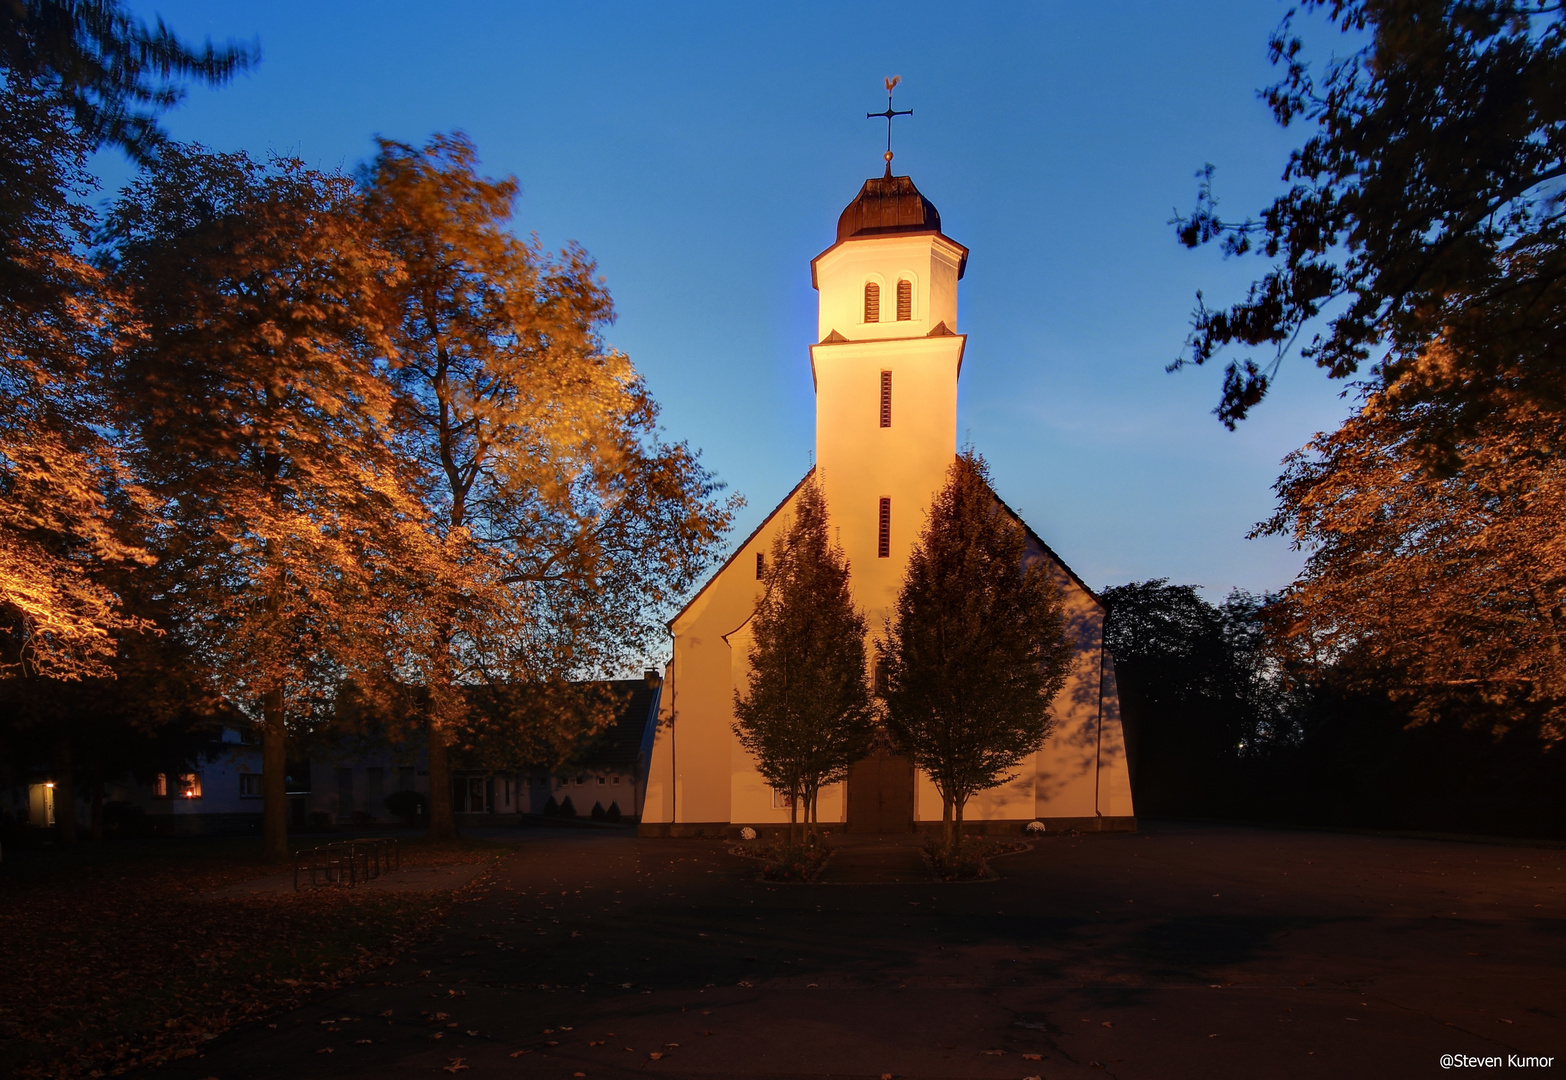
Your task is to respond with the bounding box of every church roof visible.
[836,173,943,241]
[815,172,968,281]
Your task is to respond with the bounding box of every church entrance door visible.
[846,745,915,833]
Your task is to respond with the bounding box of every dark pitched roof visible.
[566,678,660,771]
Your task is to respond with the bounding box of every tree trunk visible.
[261,690,288,862]
[89,761,104,842]
[941,794,954,849]
[952,795,966,855]
[426,716,459,841]
[52,737,78,844]
[788,785,799,847]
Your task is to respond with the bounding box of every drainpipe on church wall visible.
[667,627,677,826]
[1093,613,1105,831]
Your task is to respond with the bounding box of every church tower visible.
[638,158,1135,838]
[809,173,969,627]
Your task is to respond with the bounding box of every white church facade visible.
[639,169,1134,837]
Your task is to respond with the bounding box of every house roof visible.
[564,678,660,771]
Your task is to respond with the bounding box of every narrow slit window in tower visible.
[756,551,765,579]
[864,281,880,323]
[896,279,912,320]
[879,370,892,428]
[878,497,891,558]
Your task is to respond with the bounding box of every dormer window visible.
[896,279,912,321]
[864,282,880,323]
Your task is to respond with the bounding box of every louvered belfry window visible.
[879,370,892,428]
[756,551,765,579]
[878,497,891,558]
[896,279,912,320]
[864,282,880,323]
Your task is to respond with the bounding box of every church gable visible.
[640,159,1133,836]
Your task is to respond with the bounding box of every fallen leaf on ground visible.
[1023,1053,1042,1060]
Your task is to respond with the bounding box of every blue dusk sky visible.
[113,0,1357,601]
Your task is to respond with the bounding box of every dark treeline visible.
[1106,580,1566,839]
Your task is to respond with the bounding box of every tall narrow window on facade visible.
[873,656,889,697]
[878,497,891,558]
[879,370,892,427]
[756,551,765,579]
[896,279,912,320]
[864,281,880,322]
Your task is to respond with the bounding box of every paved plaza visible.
[149,821,1564,1079]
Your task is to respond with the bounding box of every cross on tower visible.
[867,75,912,177]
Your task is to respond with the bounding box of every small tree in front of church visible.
[733,475,876,845]
[883,452,1072,850]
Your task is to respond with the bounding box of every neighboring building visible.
[293,674,664,826]
[2,674,664,838]
[526,675,662,821]
[640,165,1136,837]
[2,726,265,837]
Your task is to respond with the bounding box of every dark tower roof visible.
[836,173,942,241]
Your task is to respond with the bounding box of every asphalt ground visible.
[144,820,1565,1080]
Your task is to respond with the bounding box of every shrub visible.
[921,836,1024,881]
[558,795,577,818]
[734,837,830,882]
[606,801,622,822]
[543,795,559,816]
[383,789,427,824]
[590,801,606,820]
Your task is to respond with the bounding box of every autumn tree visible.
[0,2,249,839]
[733,474,875,844]
[103,145,415,860]
[1173,0,1566,447]
[0,84,149,691]
[1258,339,1566,743]
[361,133,735,839]
[882,452,1072,848]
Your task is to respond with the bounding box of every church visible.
[639,160,1134,837]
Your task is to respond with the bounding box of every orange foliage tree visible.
[1259,338,1566,745]
[362,133,737,838]
[0,84,150,686]
[103,146,421,859]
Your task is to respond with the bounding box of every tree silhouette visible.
[882,452,1071,848]
[733,474,874,844]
